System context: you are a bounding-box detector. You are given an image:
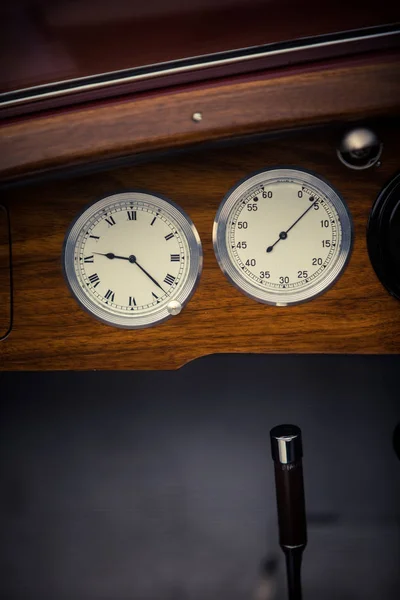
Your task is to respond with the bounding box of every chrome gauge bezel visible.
[63,191,203,328]
[213,168,353,306]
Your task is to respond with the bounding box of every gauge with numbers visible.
[213,168,352,305]
[63,191,202,328]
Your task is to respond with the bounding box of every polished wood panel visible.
[6,33,399,121]
[0,205,11,339]
[1,0,399,93]
[1,56,400,180]
[2,121,400,370]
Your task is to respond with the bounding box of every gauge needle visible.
[266,198,318,253]
[93,252,130,261]
[134,260,166,293]
[93,252,166,293]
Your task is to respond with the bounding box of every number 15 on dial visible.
[213,168,352,305]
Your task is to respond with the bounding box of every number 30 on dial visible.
[213,168,352,305]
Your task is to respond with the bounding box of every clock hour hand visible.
[93,252,130,261]
[93,252,166,293]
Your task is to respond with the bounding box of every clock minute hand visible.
[92,252,166,293]
[266,199,318,253]
[134,259,166,294]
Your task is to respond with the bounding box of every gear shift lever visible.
[270,425,307,600]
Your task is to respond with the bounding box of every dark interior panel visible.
[1,355,399,599]
[0,205,11,339]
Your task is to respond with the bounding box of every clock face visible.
[213,168,352,305]
[63,192,202,328]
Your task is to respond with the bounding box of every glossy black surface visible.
[368,171,400,301]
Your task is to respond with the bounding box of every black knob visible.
[270,425,307,549]
[393,423,400,462]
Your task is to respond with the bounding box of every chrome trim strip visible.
[1,24,399,109]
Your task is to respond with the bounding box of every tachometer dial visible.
[213,168,352,305]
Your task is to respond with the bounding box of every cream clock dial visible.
[213,168,352,305]
[63,192,202,328]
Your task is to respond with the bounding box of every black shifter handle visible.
[270,424,307,600]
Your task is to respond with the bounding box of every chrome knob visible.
[337,127,382,170]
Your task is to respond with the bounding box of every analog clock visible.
[63,192,202,328]
[213,168,352,305]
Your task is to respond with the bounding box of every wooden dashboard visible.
[2,118,400,370]
[2,14,400,371]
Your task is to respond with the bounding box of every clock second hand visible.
[93,252,166,293]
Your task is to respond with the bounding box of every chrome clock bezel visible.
[63,191,202,328]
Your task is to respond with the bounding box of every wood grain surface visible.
[1,56,400,180]
[2,120,400,370]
